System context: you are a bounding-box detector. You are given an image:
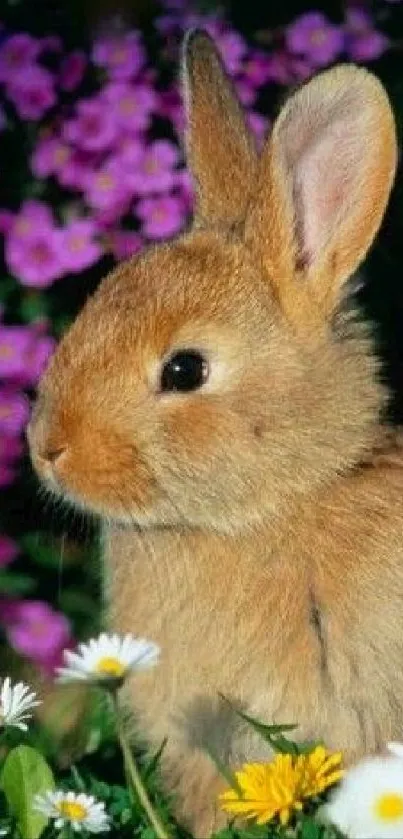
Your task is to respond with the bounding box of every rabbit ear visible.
[245,65,397,329]
[182,30,258,226]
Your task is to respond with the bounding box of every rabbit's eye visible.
[160,351,209,393]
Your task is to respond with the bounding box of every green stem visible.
[111,693,171,839]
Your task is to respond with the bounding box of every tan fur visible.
[28,32,403,836]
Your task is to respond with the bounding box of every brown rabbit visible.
[28,30,403,836]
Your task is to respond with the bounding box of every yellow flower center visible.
[374,792,403,822]
[95,656,125,677]
[310,30,326,45]
[144,159,159,174]
[58,801,87,821]
[54,147,69,165]
[152,209,167,222]
[69,236,86,252]
[14,219,32,235]
[0,345,13,359]
[112,47,128,64]
[96,173,115,191]
[120,97,137,114]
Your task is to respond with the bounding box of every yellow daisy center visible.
[58,801,87,821]
[374,792,403,822]
[95,656,126,677]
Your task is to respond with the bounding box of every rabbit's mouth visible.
[27,406,163,524]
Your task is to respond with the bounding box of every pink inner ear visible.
[283,102,365,269]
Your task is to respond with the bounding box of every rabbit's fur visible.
[29,31,402,835]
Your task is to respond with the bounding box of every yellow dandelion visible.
[298,746,344,797]
[219,747,343,826]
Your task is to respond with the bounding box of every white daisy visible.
[34,790,110,833]
[56,632,160,685]
[322,752,403,838]
[0,677,40,731]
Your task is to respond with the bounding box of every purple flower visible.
[128,139,180,195]
[0,33,40,83]
[5,599,72,670]
[0,434,23,464]
[6,222,64,288]
[0,535,19,568]
[235,79,257,107]
[108,229,144,261]
[0,321,55,386]
[345,8,389,61]
[60,219,103,273]
[6,64,56,121]
[0,430,23,488]
[247,112,269,148]
[0,463,17,488]
[92,31,146,80]
[31,135,72,179]
[5,201,64,287]
[101,81,157,133]
[0,209,14,235]
[85,158,132,217]
[0,390,30,437]
[213,29,247,74]
[13,199,55,229]
[115,136,143,168]
[286,11,345,67]
[59,50,87,92]
[264,50,312,85]
[0,326,34,378]
[158,87,184,134]
[243,53,274,87]
[63,97,118,153]
[57,149,96,192]
[136,194,186,240]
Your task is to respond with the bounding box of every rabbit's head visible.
[28,33,397,531]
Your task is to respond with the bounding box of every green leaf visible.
[218,694,299,754]
[58,590,98,618]
[143,738,168,781]
[19,292,49,323]
[1,745,55,839]
[0,571,35,596]
[298,817,325,839]
[19,535,61,569]
[0,277,17,302]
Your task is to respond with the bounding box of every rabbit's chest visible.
[104,525,329,733]
[105,519,403,759]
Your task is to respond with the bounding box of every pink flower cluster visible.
[3,200,102,287]
[285,8,388,68]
